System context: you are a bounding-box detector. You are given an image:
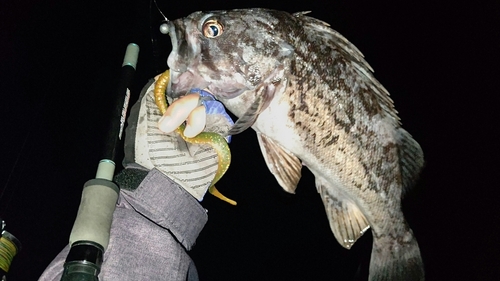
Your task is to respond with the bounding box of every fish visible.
[163,8,425,281]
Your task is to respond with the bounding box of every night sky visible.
[1,0,499,280]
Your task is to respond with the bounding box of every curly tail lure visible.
[154,69,237,205]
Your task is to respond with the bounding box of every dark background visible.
[1,0,498,280]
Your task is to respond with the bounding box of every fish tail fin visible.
[369,230,424,281]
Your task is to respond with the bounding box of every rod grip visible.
[68,179,119,249]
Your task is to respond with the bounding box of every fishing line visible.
[152,0,168,23]
[0,134,29,209]
[0,102,45,216]
[150,0,169,73]
[0,231,20,276]
[0,220,21,278]
[0,87,42,279]
[0,238,16,272]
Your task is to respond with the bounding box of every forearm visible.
[39,169,207,281]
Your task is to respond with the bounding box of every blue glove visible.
[189,88,234,143]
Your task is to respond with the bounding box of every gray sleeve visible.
[39,169,208,281]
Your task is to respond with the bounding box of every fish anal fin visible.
[316,178,370,249]
[257,133,302,194]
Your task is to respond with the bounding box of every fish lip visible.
[167,70,246,99]
[167,69,209,98]
[207,85,246,98]
[167,57,249,99]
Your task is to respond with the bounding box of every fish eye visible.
[202,19,224,38]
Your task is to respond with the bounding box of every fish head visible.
[165,9,295,100]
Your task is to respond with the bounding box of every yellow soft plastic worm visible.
[154,70,236,205]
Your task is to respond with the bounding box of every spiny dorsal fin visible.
[257,133,302,194]
[316,177,370,249]
[298,13,401,127]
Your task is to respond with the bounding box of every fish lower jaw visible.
[207,86,247,99]
[168,70,209,98]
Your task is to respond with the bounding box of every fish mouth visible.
[165,20,206,98]
[167,69,247,99]
[165,19,250,100]
[167,69,209,98]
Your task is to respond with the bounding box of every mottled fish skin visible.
[165,9,425,281]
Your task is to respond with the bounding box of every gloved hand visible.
[119,77,233,201]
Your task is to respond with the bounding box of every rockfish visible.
[164,8,425,281]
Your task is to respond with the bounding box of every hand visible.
[158,93,207,137]
[123,80,233,201]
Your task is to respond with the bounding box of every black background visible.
[1,0,499,280]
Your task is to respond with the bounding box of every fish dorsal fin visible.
[316,178,370,249]
[256,133,302,194]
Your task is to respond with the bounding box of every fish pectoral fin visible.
[228,84,275,135]
[257,133,302,193]
[316,178,370,249]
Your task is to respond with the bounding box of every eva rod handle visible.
[67,160,117,248]
[68,178,119,249]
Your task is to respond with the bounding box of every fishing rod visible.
[60,43,139,281]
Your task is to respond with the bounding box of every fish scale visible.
[164,8,424,281]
